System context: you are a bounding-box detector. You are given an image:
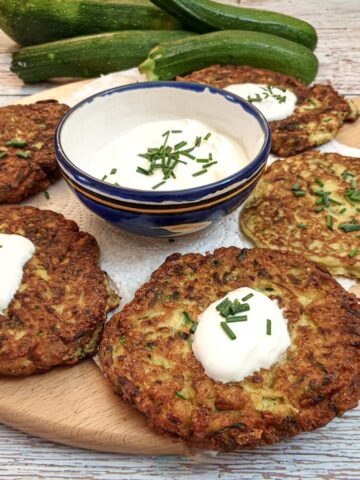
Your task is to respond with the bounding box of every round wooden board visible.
[0,81,358,455]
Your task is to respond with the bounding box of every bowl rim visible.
[55,80,271,201]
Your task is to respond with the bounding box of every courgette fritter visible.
[99,247,360,451]
[0,206,119,376]
[0,100,69,203]
[241,151,360,279]
[177,65,359,157]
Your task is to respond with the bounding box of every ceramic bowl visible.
[55,81,270,237]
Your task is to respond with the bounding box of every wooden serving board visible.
[0,82,358,455]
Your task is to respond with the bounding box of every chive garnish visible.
[44,190,50,200]
[314,177,324,187]
[220,321,237,340]
[293,191,305,197]
[0,151,7,159]
[5,138,27,147]
[110,168,117,175]
[176,391,186,400]
[174,141,187,150]
[226,315,248,323]
[326,215,333,230]
[183,311,192,325]
[297,223,306,228]
[339,208,346,214]
[315,206,324,213]
[190,322,198,334]
[328,197,342,205]
[348,248,358,258]
[292,183,300,191]
[204,132,211,141]
[171,130,182,134]
[152,180,166,190]
[266,319,272,335]
[16,150,30,159]
[338,224,360,232]
[241,293,254,302]
[192,169,208,177]
[201,161,218,169]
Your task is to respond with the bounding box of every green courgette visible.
[11,30,195,83]
[139,31,319,85]
[0,0,183,46]
[150,0,317,50]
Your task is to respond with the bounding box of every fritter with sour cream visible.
[0,206,119,376]
[177,65,359,157]
[99,247,360,451]
[241,152,360,278]
[0,100,69,203]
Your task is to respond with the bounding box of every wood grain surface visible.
[0,0,360,478]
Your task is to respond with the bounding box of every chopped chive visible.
[315,197,323,205]
[326,215,333,230]
[136,167,149,175]
[171,130,182,134]
[220,321,236,340]
[152,181,166,190]
[101,175,107,181]
[322,193,330,207]
[292,183,300,191]
[182,311,192,325]
[174,141,187,150]
[5,138,27,147]
[44,190,50,200]
[348,248,358,258]
[266,319,272,335]
[328,197,342,205]
[350,178,356,189]
[0,150,7,159]
[204,132,211,141]
[201,161,218,169]
[110,168,117,175]
[226,315,248,323]
[297,223,307,228]
[339,208,346,214]
[190,322,198,334]
[162,130,170,138]
[196,158,211,163]
[175,391,186,400]
[192,169,208,177]
[314,177,324,187]
[338,224,360,232]
[194,136,201,147]
[216,298,231,311]
[293,191,305,197]
[315,206,324,213]
[241,293,254,302]
[16,150,30,159]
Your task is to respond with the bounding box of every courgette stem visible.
[0,0,184,46]
[150,0,317,50]
[11,30,194,83]
[139,30,319,85]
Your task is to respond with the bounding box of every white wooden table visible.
[0,1,360,478]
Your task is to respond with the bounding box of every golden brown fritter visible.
[0,206,119,376]
[241,151,360,279]
[0,100,69,203]
[177,65,359,157]
[99,247,360,451]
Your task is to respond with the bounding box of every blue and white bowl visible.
[55,81,270,237]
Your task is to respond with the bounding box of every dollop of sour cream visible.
[225,83,297,122]
[0,234,35,313]
[89,119,249,191]
[192,287,291,383]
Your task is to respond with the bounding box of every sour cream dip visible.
[0,234,35,313]
[86,119,249,191]
[225,83,297,122]
[192,287,291,383]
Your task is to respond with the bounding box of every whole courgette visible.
[11,30,195,83]
[139,31,319,85]
[0,0,183,46]
[150,0,317,50]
